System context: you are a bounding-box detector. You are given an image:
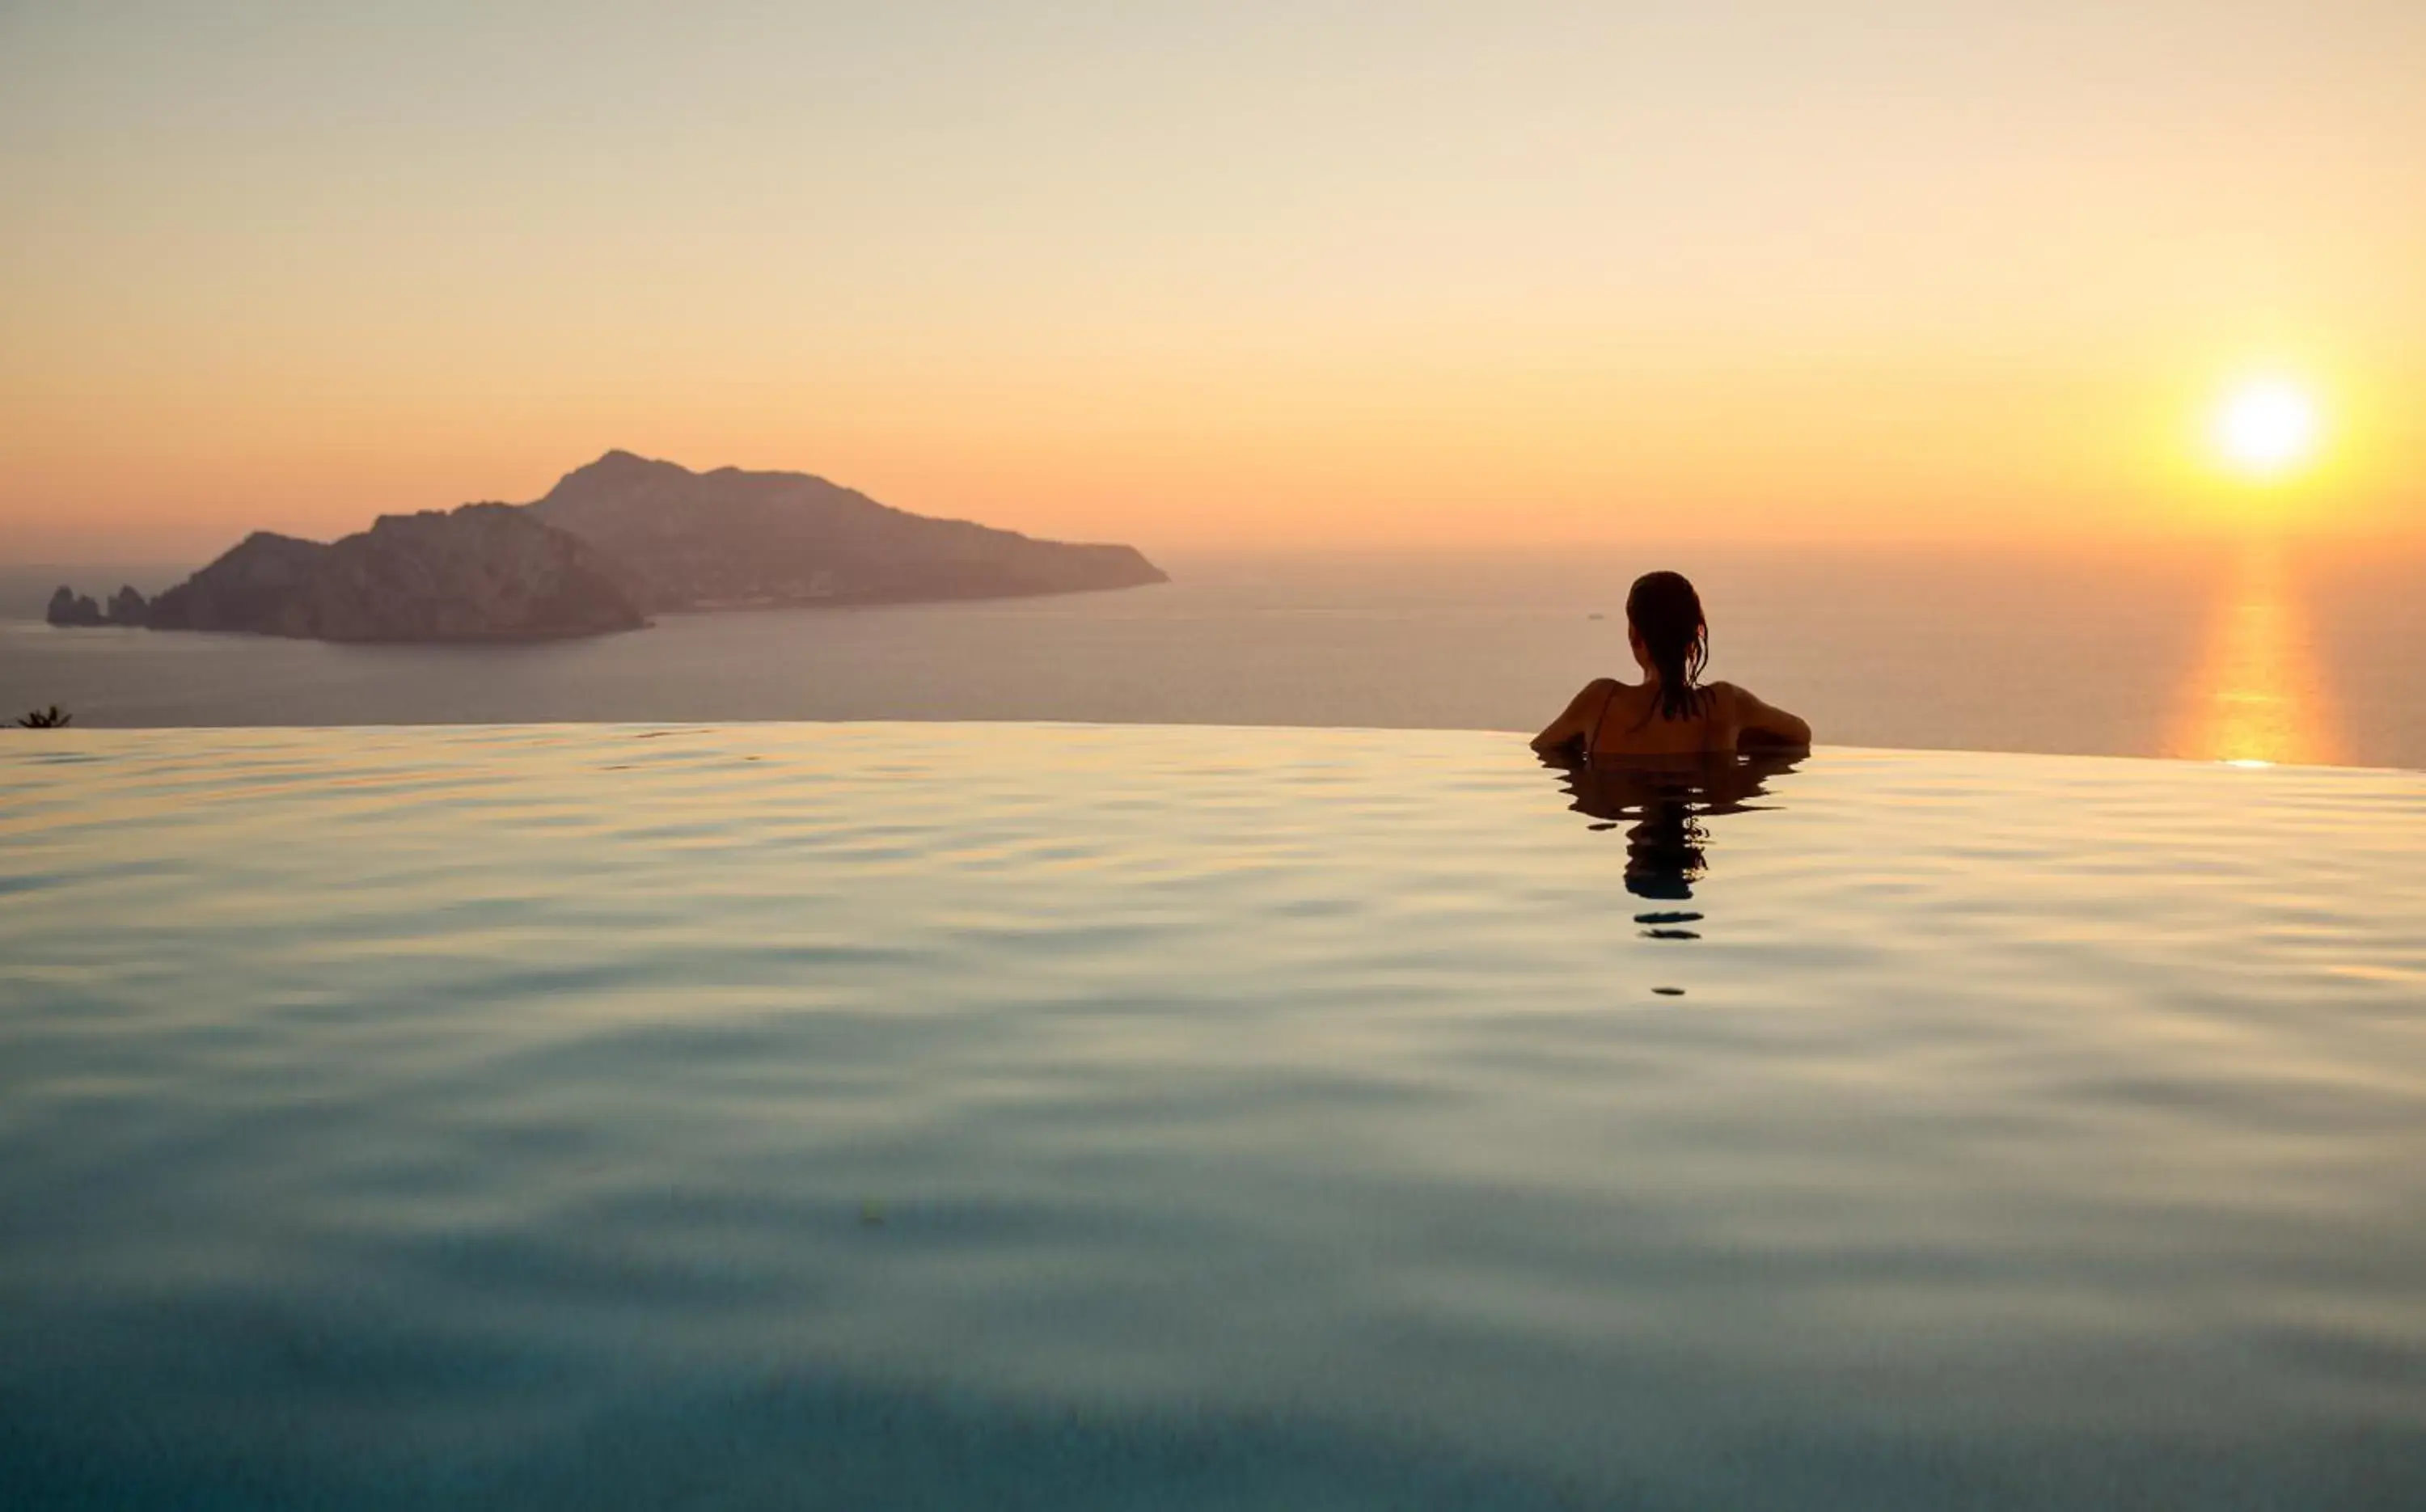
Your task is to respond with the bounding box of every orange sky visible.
[3,3,2421,561]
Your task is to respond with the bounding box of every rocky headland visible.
[526,451,1168,613]
[47,453,1168,643]
[56,504,645,642]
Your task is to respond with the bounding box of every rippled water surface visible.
[4,724,2424,1510]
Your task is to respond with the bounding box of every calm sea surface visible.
[4,544,2421,767]
[3,724,2423,1509]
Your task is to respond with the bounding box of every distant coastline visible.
[44,452,1168,644]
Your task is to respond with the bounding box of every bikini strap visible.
[1585,680,1621,757]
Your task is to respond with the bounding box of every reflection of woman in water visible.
[1531,571,1811,759]
[1556,753,1802,901]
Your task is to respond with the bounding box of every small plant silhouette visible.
[16,706,72,729]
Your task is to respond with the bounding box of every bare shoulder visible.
[1714,680,1812,745]
[1533,676,1625,753]
[1563,675,1621,710]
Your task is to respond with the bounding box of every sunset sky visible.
[3,2,2421,560]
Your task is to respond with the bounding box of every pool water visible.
[3,724,2423,1509]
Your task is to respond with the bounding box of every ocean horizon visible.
[7,543,2422,769]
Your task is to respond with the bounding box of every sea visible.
[6,542,2422,768]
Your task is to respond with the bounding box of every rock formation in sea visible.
[138,505,646,642]
[47,452,1167,642]
[105,585,149,625]
[45,588,104,627]
[48,585,150,627]
[524,450,1169,612]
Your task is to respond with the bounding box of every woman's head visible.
[1625,570,1709,721]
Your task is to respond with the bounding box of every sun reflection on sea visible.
[2169,545,2342,767]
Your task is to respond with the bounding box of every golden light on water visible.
[2212,378,2322,480]
[2169,546,2342,767]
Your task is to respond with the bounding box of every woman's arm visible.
[1532,678,1617,755]
[1726,683,1811,750]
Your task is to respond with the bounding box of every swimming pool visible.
[4,724,2422,1509]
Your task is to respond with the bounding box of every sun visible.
[2211,378,2321,479]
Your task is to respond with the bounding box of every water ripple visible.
[2,724,2422,1510]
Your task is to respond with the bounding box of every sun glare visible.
[2212,378,2321,479]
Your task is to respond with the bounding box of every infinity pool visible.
[3,725,2422,1509]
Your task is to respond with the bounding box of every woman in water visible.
[1532,570,1811,759]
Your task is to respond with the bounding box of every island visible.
[135,505,646,642]
[528,451,1169,613]
[46,452,1169,643]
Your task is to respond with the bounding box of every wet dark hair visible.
[1625,571,1710,723]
